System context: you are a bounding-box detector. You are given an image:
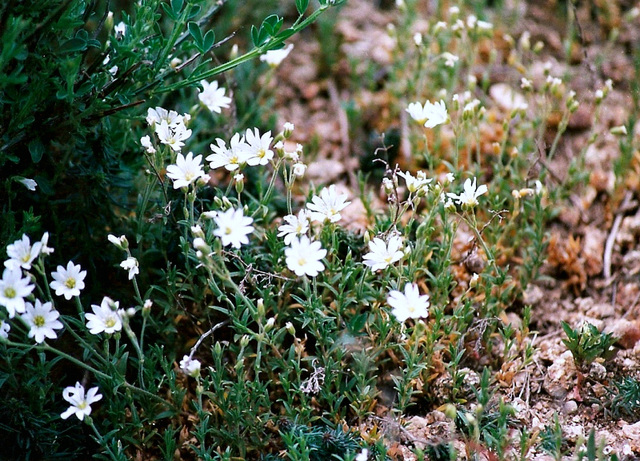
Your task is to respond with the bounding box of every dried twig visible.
[603,191,634,280]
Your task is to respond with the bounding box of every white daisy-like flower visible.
[60,382,103,421]
[166,152,207,189]
[406,100,448,128]
[244,128,274,166]
[387,282,430,322]
[356,449,369,461]
[155,121,192,152]
[447,177,488,208]
[85,297,122,335]
[213,207,255,249]
[120,257,139,280]
[277,210,310,245]
[0,267,35,318]
[306,185,351,223]
[207,133,251,171]
[397,170,432,194]
[363,235,404,271]
[4,234,42,271]
[259,43,294,67]
[50,261,87,300]
[198,80,232,113]
[21,299,63,344]
[0,320,10,339]
[285,236,327,277]
[179,355,202,378]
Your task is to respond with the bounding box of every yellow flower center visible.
[298,257,307,266]
[4,287,16,299]
[33,315,46,328]
[65,278,76,289]
[105,317,116,329]
[224,227,233,235]
[77,401,88,410]
[22,254,31,262]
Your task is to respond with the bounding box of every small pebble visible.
[564,400,578,414]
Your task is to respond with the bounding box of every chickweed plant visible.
[0,0,626,459]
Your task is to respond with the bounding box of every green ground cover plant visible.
[1,0,639,459]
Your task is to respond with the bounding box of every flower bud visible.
[257,298,265,318]
[234,173,244,194]
[240,334,251,348]
[264,317,276,332]
[283,122,294,138]
[285,321,296,336]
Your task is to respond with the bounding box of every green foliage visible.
[607,377,640,417]
[561,322,616,371]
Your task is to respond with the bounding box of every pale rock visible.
[563,423,584,442]
[544,350,576,398]
[564,399,578,414]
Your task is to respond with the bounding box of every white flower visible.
[155,120,192,152]
[293,162,307,177]
[146,107,184,128]
[180,355,202,377]
[17,177,38,191]
[306,185,351,223]
[107,234,128,250]
[447,177,488,208]
[60,383,103,421]
[387,282,430,322]
[406,99,448,128]
[120,257,139,280]
[166,152,207,189]
[213,207,254,249]
[397,170,432,194]
[0,320,10,340]
[363,235,404,271]
[50,261,87,300]
[4,234,42,270]
[0,267,35,318]
[198,80,232,113]
[245,128,274,166]
[21,299,63,344]
[114,21,126,38]
[207,133,251,171]
[285,236,327,277]
[40,232,55,256]
[277,210,310,245]
[356,449,369,461]
[140,135,156,154]
[85,297,123,335]
[260,43,294,67]
[441,52,459,67]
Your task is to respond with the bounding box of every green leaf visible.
[188,21,203,47]
[58,37,87,54]
[188,5,201,18]
[296,0,309,15]
[171,0,184,15]
[161,2,178,20]
[28,139,44,163]
[202,30,215,53]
